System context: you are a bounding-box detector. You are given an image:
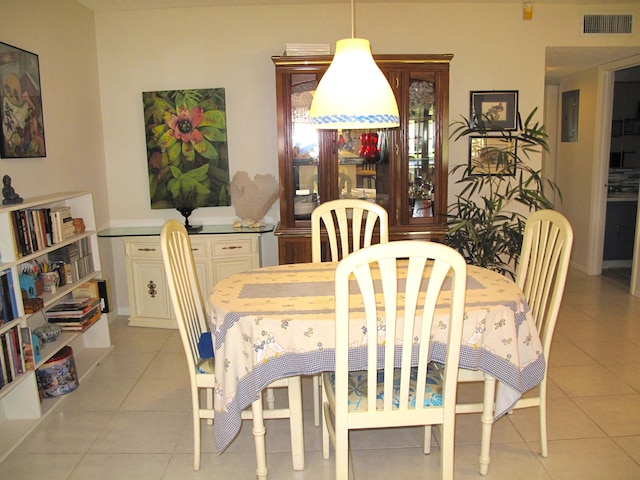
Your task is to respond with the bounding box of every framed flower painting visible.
[142,88,231,209]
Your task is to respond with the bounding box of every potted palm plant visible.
[445,108,561,278]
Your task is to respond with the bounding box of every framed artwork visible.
[470,91,519,131]
[469,136,517,176]
[142,88,231,209]
[561,89,579,142]
[0,42,46,158]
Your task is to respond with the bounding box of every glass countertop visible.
[98,224,274,237]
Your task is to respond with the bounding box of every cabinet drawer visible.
[126,241,162,258]
[211,237,255,256]
[126,238,210,258]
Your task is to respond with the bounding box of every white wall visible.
[0,0,108,227]
[556,68,600,272]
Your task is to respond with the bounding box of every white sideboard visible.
[99,225,272,329]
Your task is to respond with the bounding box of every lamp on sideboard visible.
[309,0,399,130]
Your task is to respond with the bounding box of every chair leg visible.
[424,426,432,454]
[266,387,276,410]
[313,374,321,426]
[440,420,455,480]
[335,421,349,480]
[193,390,202,471]
[206,387,213,425]
[321,382,331,459]
[287,376,306,470]
[479,375,497,476]
[539,381,548,457]
[252,393,268,480]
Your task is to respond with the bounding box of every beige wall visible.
[556,68,600,273]
[3,1,640,311]
[0,0,109,228]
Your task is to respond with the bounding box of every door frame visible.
[591,54,640,296]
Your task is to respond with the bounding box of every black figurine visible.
[2,175,23,205]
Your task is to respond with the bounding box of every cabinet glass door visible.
[337,128,391,212]
[407,74,436,219]
[291,74,320,220]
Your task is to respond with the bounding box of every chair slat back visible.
[160,219,208,374]
[334,240,467,422]
[515,210,573,357]
[311,199,389,263]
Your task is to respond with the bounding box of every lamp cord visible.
[351,0,355,38]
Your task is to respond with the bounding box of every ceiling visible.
[75,0,640,8]
[74,0,640,81]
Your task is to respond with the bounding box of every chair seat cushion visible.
[197,332,214,359]
[196,357,215,374]
[325,362,444,412]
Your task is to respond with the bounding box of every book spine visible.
[6,269,18,320]
[10,211,24,258]
[18,210,32,255]
[0,334,10,385]
[0,270,15,323]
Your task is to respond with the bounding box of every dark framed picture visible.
[470,91,519,131]
[469,136,517,176]
[0,42,46,158]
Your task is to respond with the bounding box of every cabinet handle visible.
[138,248,156,252]
[223,245,243,250]
[147,280,157,298]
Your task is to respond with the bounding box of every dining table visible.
[208,260,545,454]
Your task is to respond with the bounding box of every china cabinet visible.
[272,54,453,264]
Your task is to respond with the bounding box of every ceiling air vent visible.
[583,14,633,34]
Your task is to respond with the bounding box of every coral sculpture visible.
[229,171,279,228]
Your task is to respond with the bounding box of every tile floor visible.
[1,269,640,479]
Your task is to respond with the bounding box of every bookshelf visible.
[0,192,112,463]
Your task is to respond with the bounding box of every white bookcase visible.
[0,192,112,463]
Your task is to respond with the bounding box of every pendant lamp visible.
[309,1,399,129]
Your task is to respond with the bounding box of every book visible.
[0,270,16,324]
[5,270,18,321]
[55,309,101,332]
[21,326,35,371]
[10,211,25,258]
[46,304,100,323]
[46,300,100,318]
[58,310,101,331]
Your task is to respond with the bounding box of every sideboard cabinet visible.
[99,226,271,329]
[272,54,453,264]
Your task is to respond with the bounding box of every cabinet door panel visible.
[212,256,256,286]
[128,259,171,320]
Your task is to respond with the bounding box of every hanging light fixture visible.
[309,0,399,129]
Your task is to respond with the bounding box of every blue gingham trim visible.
[310,114,400,126]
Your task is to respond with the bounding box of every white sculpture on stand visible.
[230,171,279,228]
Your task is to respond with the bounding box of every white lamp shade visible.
[309,38,400,129]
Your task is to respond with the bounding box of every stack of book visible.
[284,43,330,56]
[9,205,76,258]
[50,205,75,242]
[45,296,101,331]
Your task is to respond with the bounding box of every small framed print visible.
[469,136,517,176]
[470,91,519,131]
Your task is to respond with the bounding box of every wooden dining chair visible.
[321,240,468,480]
[454,209,573,475]
[310,198,389,427]
[160,219,305,474]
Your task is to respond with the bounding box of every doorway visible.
[601,66,640,287]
